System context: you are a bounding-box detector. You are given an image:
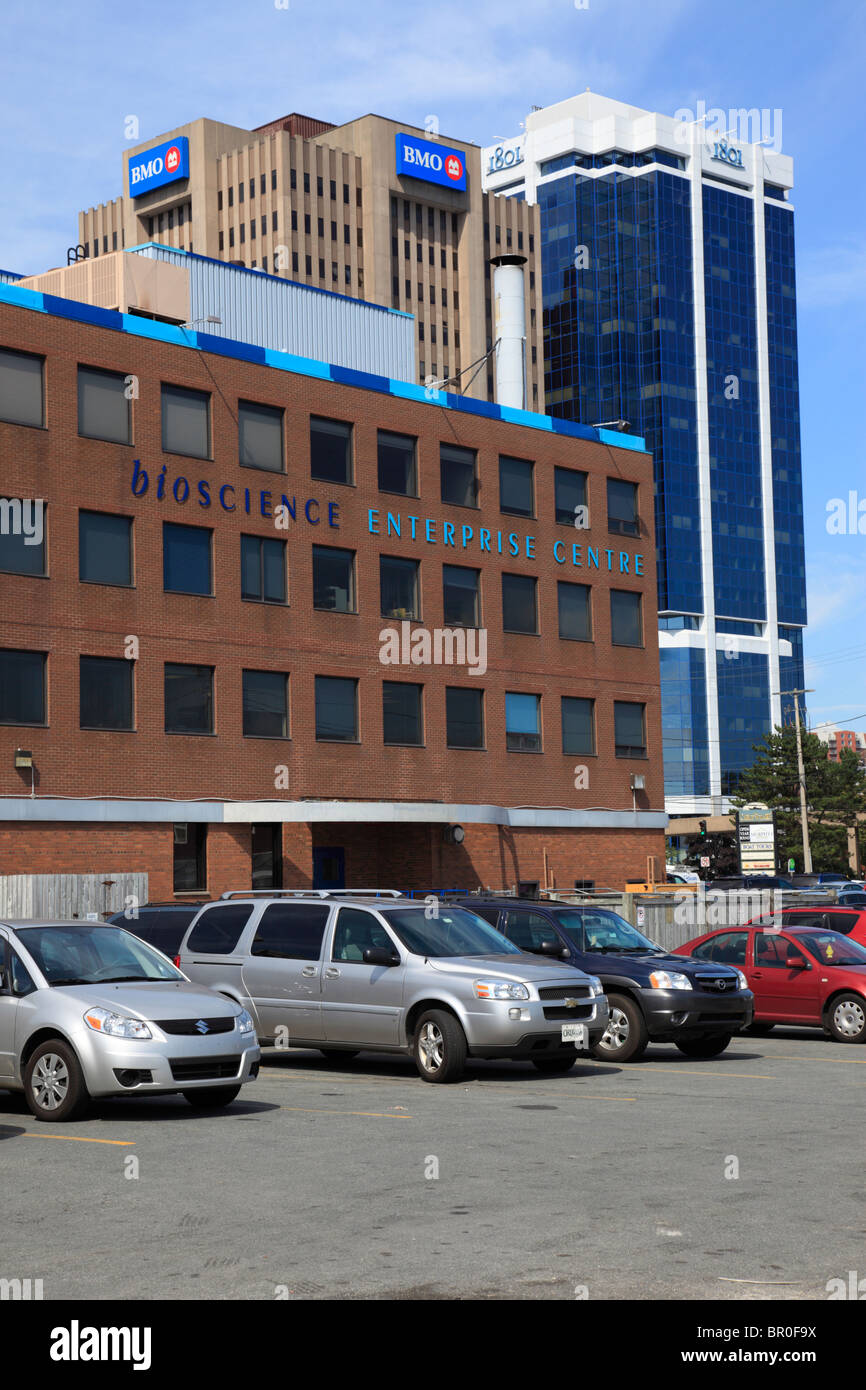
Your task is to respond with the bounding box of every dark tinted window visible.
[446,686,483,748]
[239,400,284,472]
[165,663,214,734]
[503,909,559,952]
[0,498,46,576]
[614,701,646,757]
[443,565,479,627]
[502,573,537,634]
[162,384,210,459]
[554,466,586,525]
[0,649,45,725]
[241,534,286,604]
[378,432,417,496]
[562,696,594,755]
[380,555,419,619]
[78,366,131,444]
[607,478,639,536]
[163,523,212,595]
[313,546,355,612]
[0,348,43,427]
[558,581,591,641]
[440,444,477,508]
[186,904,253,954]
[315,675,358,741]
[310,417,352,484]
[80,656,134,730]
[173,824,207,892]
[243,669,288,738]
[250,904,330,960]
[610,590,643,646]
[383,681,422,745]
[79,512,132,587]
[499,456,533,518]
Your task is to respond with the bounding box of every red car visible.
[674,925,866,1043]
[743,904,866,949]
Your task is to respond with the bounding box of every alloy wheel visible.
[31,1053,70,1111]
[602,1007,630,1051]
[418,1021,445,1073]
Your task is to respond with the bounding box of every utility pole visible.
[777,688,815,874]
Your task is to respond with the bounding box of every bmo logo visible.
[395,133,467,191]
[128,135,189,197]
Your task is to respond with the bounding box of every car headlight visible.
[734,969,748,991]
[474,980,530,1000]
[588,976,605,997]
[84,1007,152,1040]
[236,1009,255,1034]
[648,970,693,991]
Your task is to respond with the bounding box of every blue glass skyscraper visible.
[483,94,806,812]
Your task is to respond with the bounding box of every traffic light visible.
[699,819,707,838]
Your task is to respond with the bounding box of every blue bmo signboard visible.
[128,137,190,197]
[395,133,467,191]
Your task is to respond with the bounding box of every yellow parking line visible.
[21,1132,135,1146]
[587,1064,772,1079]
[278,1105,412,1119]
[771,1052,866,1065]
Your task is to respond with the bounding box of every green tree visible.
[731,729,866,873]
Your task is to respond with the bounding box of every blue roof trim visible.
[127,242,414,319]
[0,279,647,452]
[42,293,120,331]
[330,363,391,394]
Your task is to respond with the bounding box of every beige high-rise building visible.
[78,112,543,405]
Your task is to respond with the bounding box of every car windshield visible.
[551,908,664,954]
[17,924,185,985]
[379,907,521,958]
[796,932,866,967]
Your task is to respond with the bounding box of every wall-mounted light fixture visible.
[14,748,35,798]
[444,824,465,845]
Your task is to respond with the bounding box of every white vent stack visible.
[490,254,527,409]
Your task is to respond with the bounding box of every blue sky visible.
[1,0,863,737]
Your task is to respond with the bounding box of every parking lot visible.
[2,1028,863,1302]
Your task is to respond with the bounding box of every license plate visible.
[561,1023,587,1047]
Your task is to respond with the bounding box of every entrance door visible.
[313,847,345,890]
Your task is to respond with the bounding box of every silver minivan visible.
[0,919,260,1121]
[177,891,608,1083]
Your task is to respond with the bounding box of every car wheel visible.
[826,995,866,1044]
[412,1009,467,1084]
[589,994,648,1063]
[318,1050,360,1062]
[531,1054,577,1074]
[675,1034,731,1058]
[182,1086,243,1108]
[24,1040,90,1123]
[745,1023,774,1035]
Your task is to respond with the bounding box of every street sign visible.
[787,857,796,873]
[700,856,710,868]
[737,804,777,874]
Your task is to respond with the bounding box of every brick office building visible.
[0,280,665,901]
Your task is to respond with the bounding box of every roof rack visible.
[218,888,404,901]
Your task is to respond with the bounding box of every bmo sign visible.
[395,133,467,192]
[128,136,190,197]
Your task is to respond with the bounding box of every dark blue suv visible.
[452,898,753,1062]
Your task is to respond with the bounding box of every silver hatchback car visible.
[177,891,609,1083]
[0,919,261,1122]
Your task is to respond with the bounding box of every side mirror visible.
[786,954,808,970]
[363,946,400,967]
[535,939,569,957]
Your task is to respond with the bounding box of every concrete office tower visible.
[483,94,807,815]
[77,113,544,405]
